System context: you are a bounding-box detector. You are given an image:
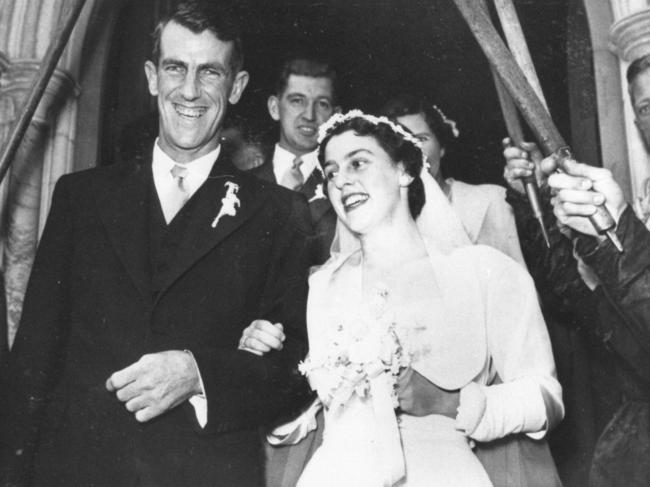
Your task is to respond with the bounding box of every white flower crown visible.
[432,104,460,138]
[317,110,430,169]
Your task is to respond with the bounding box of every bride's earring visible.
[399,174,412,187]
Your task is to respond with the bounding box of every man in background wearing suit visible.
[0,2,312,486]
[252,57,340,265]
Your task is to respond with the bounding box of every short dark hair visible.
[380,94,456,151]
[627,53,650,86]
[151,0,244,74]
[317,116,425,218]
[274,57,339,104]
[222,111,271,147]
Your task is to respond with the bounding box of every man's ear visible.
[267,95,281,121]
[440,146,446,159]
[228,71,250,105]
[144,61,159,96]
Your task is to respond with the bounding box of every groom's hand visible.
[238,320,285,356]
[106,350,201,422]
[397,368,459,418]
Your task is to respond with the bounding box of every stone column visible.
[610,2,650,202]
[0,51,8,355]
[0,0,95,346]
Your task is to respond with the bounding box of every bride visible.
[241,110,563,486]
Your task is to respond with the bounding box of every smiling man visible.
[252,57,341,265]
[0,2,312,486]
[268,58,339,168]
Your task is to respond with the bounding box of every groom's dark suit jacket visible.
[251,154,336,266]
[0,146,313,487]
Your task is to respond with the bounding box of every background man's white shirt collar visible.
[272,144,318,184]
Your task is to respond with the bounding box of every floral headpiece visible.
[317,109,429,169]
[432,104,460,138]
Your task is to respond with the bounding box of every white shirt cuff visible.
[185,350,208,428]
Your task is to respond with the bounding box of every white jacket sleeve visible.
[456,251,564,442]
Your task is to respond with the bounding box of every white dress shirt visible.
[151,139,220,427]
[272,143,319,184]
[152,140,220,223]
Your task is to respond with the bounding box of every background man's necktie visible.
[165,164,190,223]
[280,156,304,191]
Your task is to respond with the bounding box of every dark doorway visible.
[102,0,570,184]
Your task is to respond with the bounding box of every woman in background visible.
[382,94,525,265]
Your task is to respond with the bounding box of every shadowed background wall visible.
[100,0,571,187]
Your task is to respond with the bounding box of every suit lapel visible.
[154,153,268,302]
[251,158,276,184]
[301,170,331,222]
[252,149,332,222]
[95,159,152,302]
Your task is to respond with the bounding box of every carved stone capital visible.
[610,7,650,62]
[0,60,79,126]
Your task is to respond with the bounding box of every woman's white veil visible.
[329,165,471,260]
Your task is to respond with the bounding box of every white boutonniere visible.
[211,181,240,228]
[308,183,326,203]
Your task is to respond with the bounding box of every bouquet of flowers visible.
[298,287,412,411]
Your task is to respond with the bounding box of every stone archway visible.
[0,0,98,347]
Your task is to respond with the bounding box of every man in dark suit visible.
[0,2,312,486]
[252,57,340,265]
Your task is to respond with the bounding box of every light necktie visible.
[165,164,190,223]
[280,156,304,191]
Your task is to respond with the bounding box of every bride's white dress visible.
[298,399,491,487]
[292,243,562,487]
